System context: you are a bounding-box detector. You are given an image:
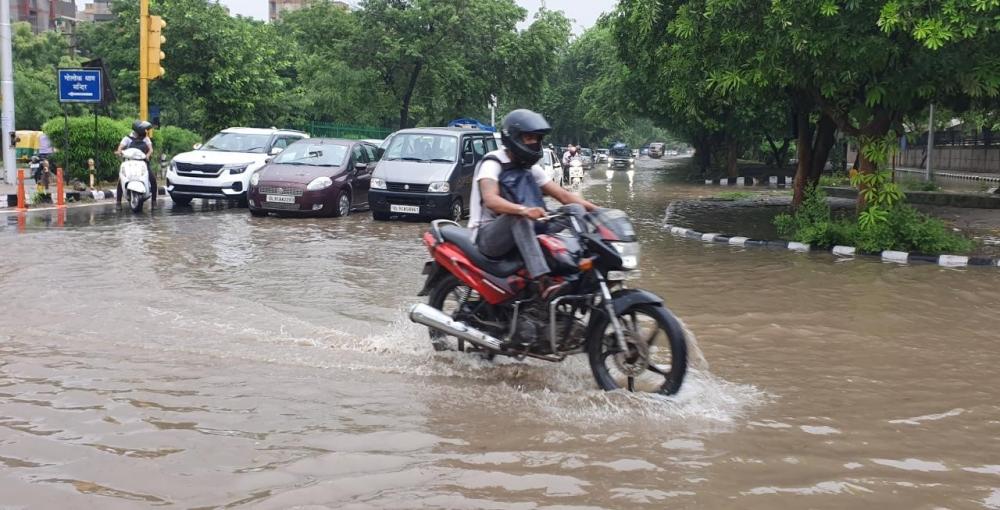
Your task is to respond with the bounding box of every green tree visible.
[12,22,84,129]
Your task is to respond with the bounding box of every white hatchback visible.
[166,127,309,206]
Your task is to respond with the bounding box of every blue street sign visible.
[58,69,103,103]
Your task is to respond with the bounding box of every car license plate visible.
[266,194,295,204]
[390,204,420,214]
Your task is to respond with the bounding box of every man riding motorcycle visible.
[115,120,155,207]
[469,109,598,298]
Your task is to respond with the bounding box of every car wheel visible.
[333,190,351,218]
[372,210,390,221]
[170,194,192,206]
[449,199,463,222]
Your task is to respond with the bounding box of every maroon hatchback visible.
[247,138,379,217]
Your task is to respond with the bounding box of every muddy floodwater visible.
[2,158,999,509]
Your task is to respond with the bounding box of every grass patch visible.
[774,187,975,254]
[715,191,756,201]
[818,171,851,187]
[898,178,940,192]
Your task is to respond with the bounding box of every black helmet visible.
[501,109,551,166]
[132,120,152,137]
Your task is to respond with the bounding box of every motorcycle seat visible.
[439,225,524,277]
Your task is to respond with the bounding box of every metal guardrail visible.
[297,122,393,141]
[913,130,995,147]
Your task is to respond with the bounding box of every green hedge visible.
[41,116,201,182]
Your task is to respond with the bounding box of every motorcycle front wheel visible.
[129,191,144,213]
[587,303,687,395]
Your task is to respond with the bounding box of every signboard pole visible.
[63,107,69,178]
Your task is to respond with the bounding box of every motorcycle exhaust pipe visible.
[408,304,503,352]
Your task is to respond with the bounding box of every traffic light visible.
[145,15,166,80]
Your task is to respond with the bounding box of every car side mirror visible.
[269,147,283,156]
[375,147,385,160]
[463,153,474,165]
[355,162,368,171]
[265,157,274,163]
[193,143,202,150]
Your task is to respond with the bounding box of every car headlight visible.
[371,177,386,190]
[226,163,251,175]
[611,241,640,270]
[169,160,178,173]
[428,181,450,193]
[250,171,262,186]
[306,176,333,191]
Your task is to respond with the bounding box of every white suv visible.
[166,127,309,206]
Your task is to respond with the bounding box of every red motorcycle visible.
[410,207,688,394]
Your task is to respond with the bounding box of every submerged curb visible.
[663,202,1000,269]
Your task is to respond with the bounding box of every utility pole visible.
[926,103,935,182]
[140,0,149,121]
[1,0,16,184]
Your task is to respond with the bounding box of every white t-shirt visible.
[468,149,550,236]
[119,135,152,154]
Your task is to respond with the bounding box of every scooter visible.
[568,158,585,188]
[118,148,152,213]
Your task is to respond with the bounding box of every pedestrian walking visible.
[36,159,51,193]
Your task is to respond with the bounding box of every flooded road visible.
[2,158,999,508]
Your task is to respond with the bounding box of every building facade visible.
[9,0,77,34]
[269,0,348,21]
[79,0,113,23]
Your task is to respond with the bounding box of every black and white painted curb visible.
[2,187,168,209]
[664,223,1000,268]
[704,175,792,186]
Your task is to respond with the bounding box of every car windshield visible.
[611,145,631,157]
[383,134,458,162]
[582,149,593,157]
[543,150,554,166]
[201,132,272,153]
[273,143,347,166]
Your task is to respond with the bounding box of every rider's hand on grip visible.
[521,207,547,220]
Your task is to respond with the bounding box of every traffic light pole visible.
[139,0,149,122]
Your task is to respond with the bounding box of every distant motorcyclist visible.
[561,144,579,183]
[115,120,155,206]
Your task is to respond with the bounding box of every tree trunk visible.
[399,60,423,130]
[791,109,815,209]
[765,134,790,171]
[726,137,739,178]
[808,115,837,183]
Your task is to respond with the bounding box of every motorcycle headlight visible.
[629,158,635,164]
[428,181,450,193]
[611,242,640,270]
[250,171,262,186]
[306,176,333,191]
[226,163,251,175]
[371,177,387,190]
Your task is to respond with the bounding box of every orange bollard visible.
[56,205,65,228]
[16,168,26,211]
[56,167,65,208]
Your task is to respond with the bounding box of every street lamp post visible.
[1,0,17,184]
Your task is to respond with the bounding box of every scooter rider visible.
[469,109,598,297]
[561,144,578,183]
[115,120,155,206]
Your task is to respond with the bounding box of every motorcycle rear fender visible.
[610,288,663,315]
[126,181,147,194]
[417,261,446,297]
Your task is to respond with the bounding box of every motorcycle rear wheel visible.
[426,273,487,353]
[587,303,687,395]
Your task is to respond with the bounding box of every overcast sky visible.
[211,0,616,33]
